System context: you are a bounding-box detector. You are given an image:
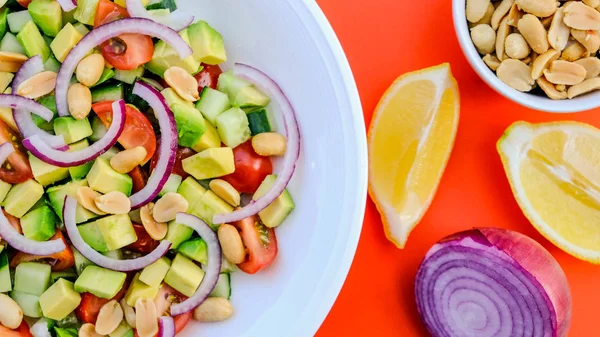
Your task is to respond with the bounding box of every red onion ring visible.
[158,316,175,337]
[213,63,301,224]
[13,55,66,150]
[170,213,221,315]
[29,317,52,337]
[63,196,171,271]
[56,0,76,12]
[129,81,177,209]
[0,143,66,255]
[126,0,194,31]
[55,18,192,117]
[415,228,572,337]
[22,100,126,167]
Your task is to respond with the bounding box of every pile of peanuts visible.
[467,0,600,99]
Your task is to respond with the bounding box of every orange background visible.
[316,0,600,336]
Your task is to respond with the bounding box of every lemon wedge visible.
[498,121,600,263]
[368,63,460,248]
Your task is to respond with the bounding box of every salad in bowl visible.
[0,0,300,336]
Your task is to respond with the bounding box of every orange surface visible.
[316,0,600,336]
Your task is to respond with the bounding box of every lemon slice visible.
[498,121,600,263]
[368,63,460,248]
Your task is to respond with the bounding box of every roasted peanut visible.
[515,0,557,17]
[517,14,549,54]
[95,300,123,335]
[537,76,569,99]
[505,33,532,59]
[567,77,600,98]
[556,84,567,91]
[218,224,246,264]
[467,0,492,23]
[574,57,600,78]
[209,179,241,207]
[76,186,107,215]
[483,54,502,70]
[95,191,131,215]
[563,2,600,30]
[496,16,511,61]
[79,323,104,337]
[491,0,515,30]
[193,298,233,322]
[571,29,600,53]
[16,71,57,99]
[68,83,92,120]
[252,132,288,156]
[0,294,23,329]
[470,24,496,55]
[470,2,495,26]
[531,49,560,79]
[0,52,27,63]
[164,66,200,102]
[76,54,105,87]
[547,8,570,51]
[140,202,168,240]
[561,41,589,61]
[152,192,189,223]
[110,146,147,174]
[497,59,535,91]
[507,3,524,26]
[120,298,136,329]
[584,0,600,9]
[135,298,158,337]
[543,60,587,85]
[540,15,553,29]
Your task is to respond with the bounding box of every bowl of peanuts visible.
[453,0,600,113]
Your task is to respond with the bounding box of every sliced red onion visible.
[158,316,175,337]
[13,55,66,150]
[56,18,192,117]
[415,228,572,337]
[0,143,66,255]
[30,318,52,337]
[56,0,76,12]
[129,81,177,209]
[170,213,221,315]
[63,196,171,271]
[22,100,126,167]
[213,63,301,224]
[126,0,193,31]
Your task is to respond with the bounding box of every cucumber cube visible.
[215,107,251,148]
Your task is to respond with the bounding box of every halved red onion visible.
[0,143,66,255]
[170,213,221,315]
[23,100,126,167]
[213,63,301,224]
[415,228,572,337]
[158,316,175,337]
[56,0,76,12]
[13,55,66,150]
[63,196,171,271]
[129,81,177,209]
[56,18,192,117]
[126,0,193,31]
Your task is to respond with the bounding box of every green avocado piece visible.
[124,272,159,306]
[17,20,51,61]
[215,107,251,148]
[192,120,221,152]
[187,20,227,65]
[62,6,77,24]
[172,103,207,148]
[68,139,94,180]
[73,0,99,25]
[161,87,193,108]
[233,86,270,109]
[35,95,58,130]
[0,179,11,204]
[0,71,13,93]
[21,205,57,242]
[182,147,235,180]
[7,11,33,34]
[87,158,133,195]
[53,117,93,144]
[47,180,99,223]
[0,8,9,41]
[178,238,207,265]
[28,0,63,37]
[10,291,42,317]
[191,190,233,228]
[78,221,109,252]
[55,328,79,337]
[92,68,115,87]
[50,23,83,62]
[96,214,137,250]
[3,179,44,218]
[252,174,295,228]
[164,254,204,297]
[176,176,206,209]
[39,278,81,320]
[164,220,194,250]
[74,265,126,299]
[14,262,51,295]
[29,152,70,186]
[146,28,200,76]
[0,251,11,293]
[139,257,170,288]
[159,174,182,197]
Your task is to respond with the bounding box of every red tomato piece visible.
[76,279,129,324]
[92,101,157,164]
[126,224,160,254]
[150,146,196,179]
[134,284,192,337]
[128,166,149,193]
[10,231,75,271]
[194,64,223,90]
[94,0,129,27]
[101,33,154,70]
[0,321,32,337]
[233,215,278,274]
[16,0,31,8]
[222,141,273,194]
[0,120,33,184]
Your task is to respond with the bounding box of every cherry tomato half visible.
[101,33,154,70]
[16,0,31,8]
[195,64,223,90]
[150,146,196,179]
[222,141,272,194]
[0,120,33,184]
[94,0,129,27]
[128,166,149,194]
[76,282,128,324]
[10,231,75,271]
[134,284,193,337]
[92,101,157,164]
[0,321,32,337]
[234,215,278,274]
[126,224,160,254]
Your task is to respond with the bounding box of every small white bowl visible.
[452,0,600,113]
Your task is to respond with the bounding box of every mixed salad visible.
[0,0,300,336]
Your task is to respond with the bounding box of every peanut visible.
[110,146,147,174]
[164,66,199,102]
[491,0,515,30]
[574,57,600,78]
[152,192,189,223]
[135,298,158,337]
[496,16,511,61]
[467,0,492,23]
[251,132,288,156]
[68,83,92,120]
[483,54,502,70]
[0,294,23,329]
[0,52,27,63]
[563,2,600,30]
[79,323,104,337]
[584,0,600,9]
[515,0,557,17]
[470,3,495,26]
[505,33,532,59]
[16,71,57,99]
[95,300,123,335]
[497,59,535,91]
[470,24,496,55]
[140,202,168,240]
[218,224,246,264]
[517,14,549,54]
[571,29,600,53]
[193,298,233,322]
[531,49,560,79]
[567,77,600,98]
[76,186,107,215]
[95,191,131,215]
[76,54,105,87]
[547,8,570,51]
[120,298,136,329]
[543,60,587,85]
[507,3,524,26]
[209,179,241,207]
[537,76,568,99]
[561,41,589,61]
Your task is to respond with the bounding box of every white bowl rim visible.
[452,0,600,113]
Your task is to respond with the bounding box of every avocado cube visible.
[50,23,83,62]
[21,206,57,242]
[233,86,270,108]
[108,321,133,337]
[87,158,133,195]
[10,291,42,317]
[0,180,11,203]
[29,153,70,186]
[68,139,94,180]
[164,220,194,250]
[159,174,182,197]
[215,108,251,148]
[178,238,208,265]
[191,191,233,227]
[78,221,109,252]
[252,174,295,228]
[146,29,200,76]
[161,87,193,108]
[139,257,170,288]
[74,266,126,299]
[14,262,51,296]
[187,20,227,65]
[192,120,221,152]
[0,8,8,41]
[7,11,33,34]
[0,72,13,93]
[53,117,93,144]
[0,251,11,292]
[47,180,98,223]
[39,279,81,320]
[3,179,44,218]
[124,273,159,306]
[17,20,50,61]
[172,103,207,148]
[28,0,63,37]
[164,254,204,297]
[176,177,207,208]
[96,214,137,250]
[182,147,235,180]
[0,106,16,130]
[73,0,99,25]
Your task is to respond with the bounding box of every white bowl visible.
[178,1,367,336]
[452,0,600,113]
